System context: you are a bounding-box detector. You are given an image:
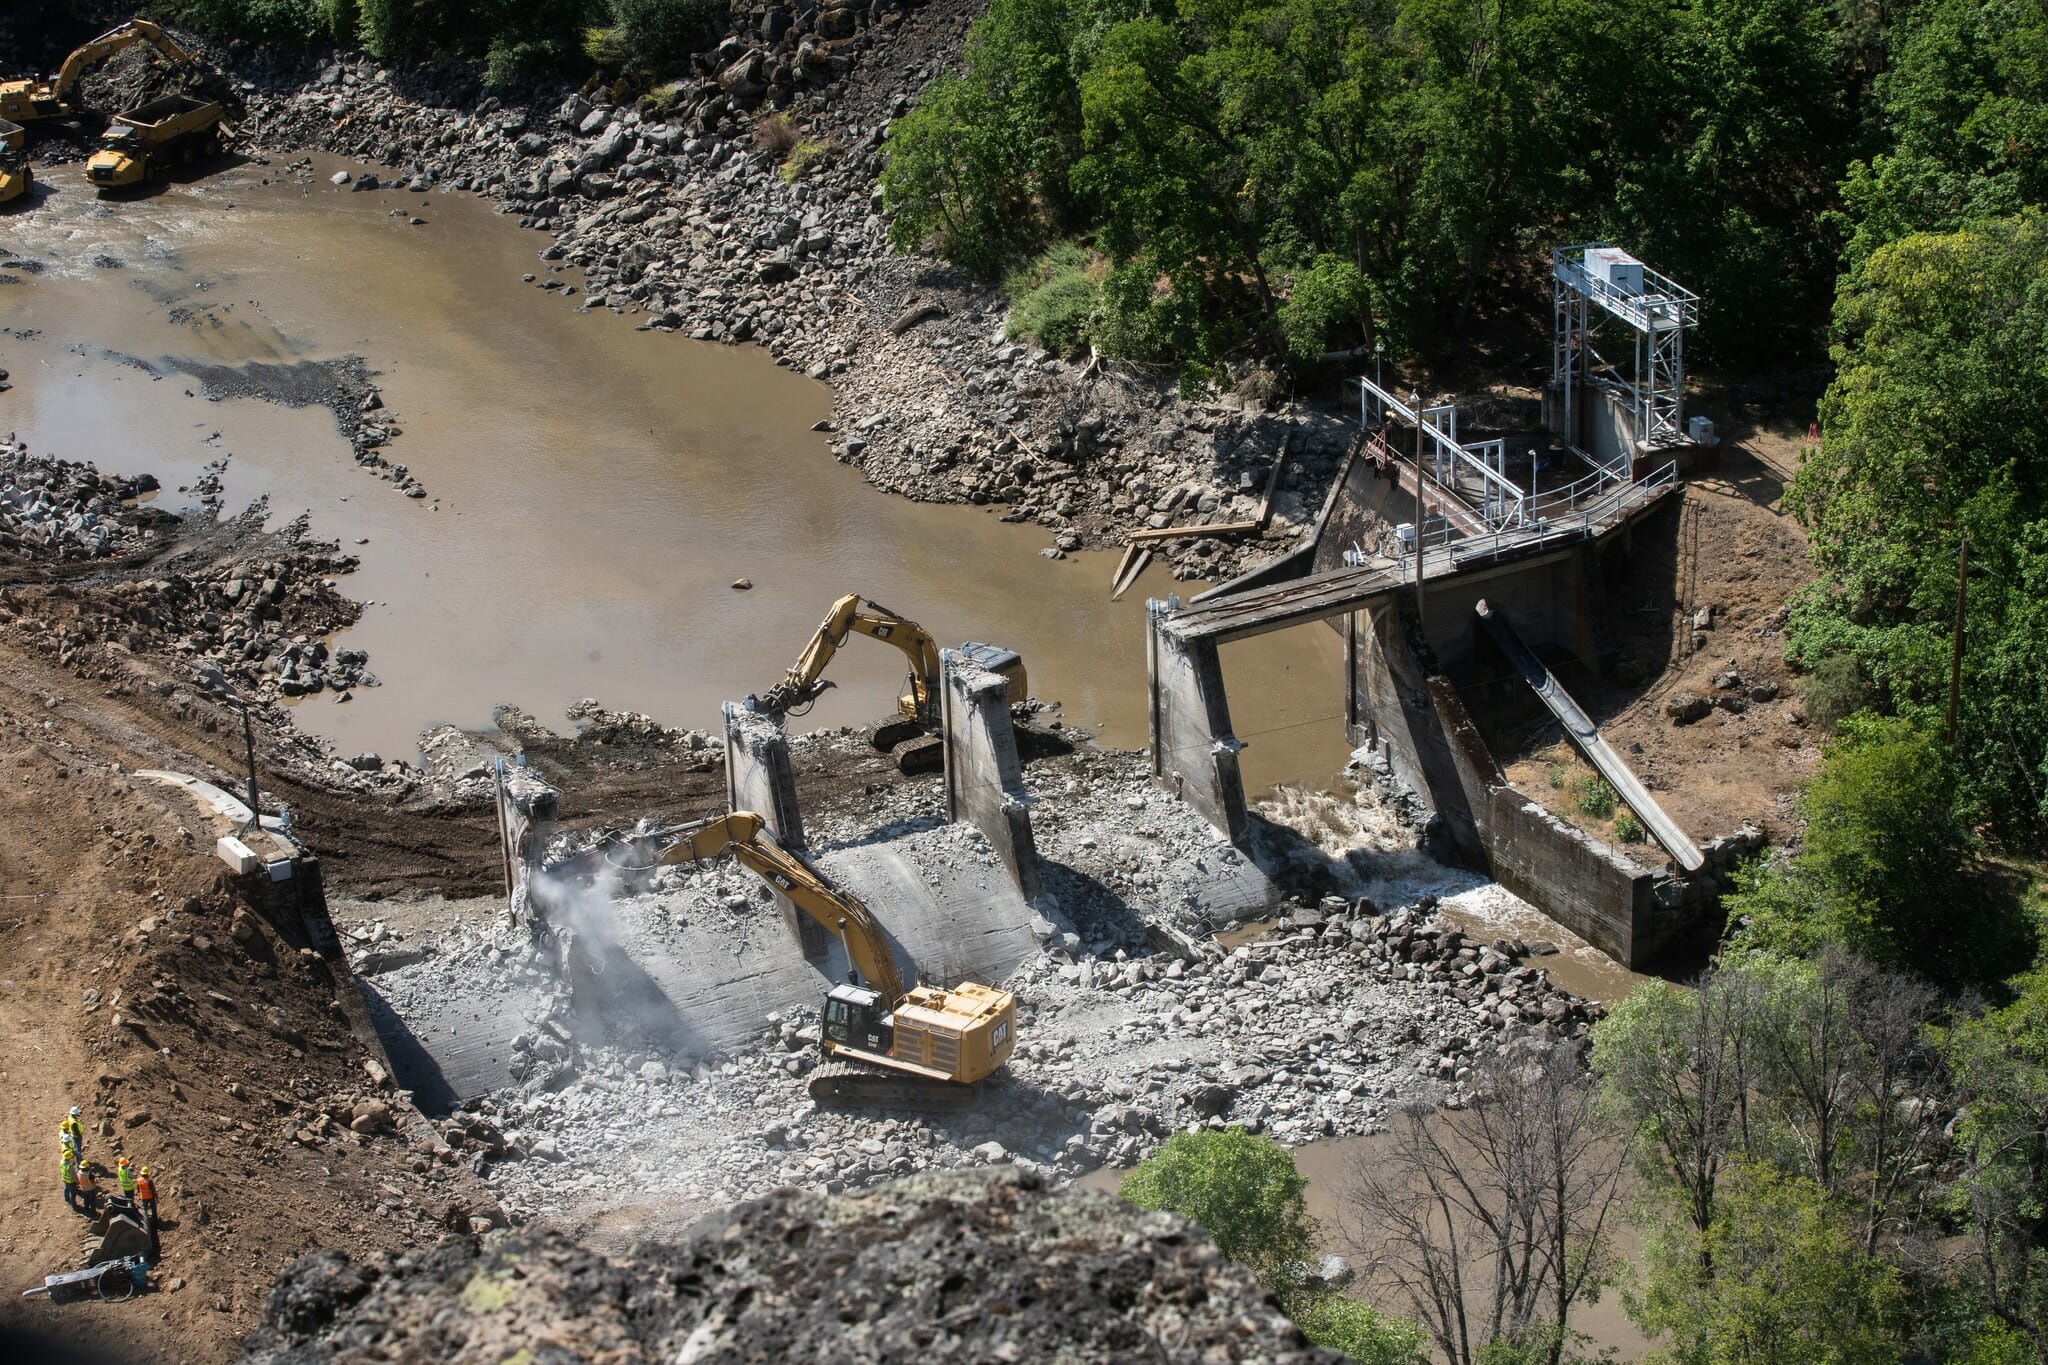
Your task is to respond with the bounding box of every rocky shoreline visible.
[225,0,1359,580]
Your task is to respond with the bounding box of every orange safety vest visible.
[134,1172,155,1201]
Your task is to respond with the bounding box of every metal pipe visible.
[238,701,261,833]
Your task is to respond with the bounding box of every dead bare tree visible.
[1341,1041,1628,1365]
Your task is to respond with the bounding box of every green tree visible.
[1946,963,2048,1361]
[1726,717,2021,982]
[1838,0,2048,269]
[1120,1126,1317,1292]
[1291,1294,1432,1363]
[1630,1160,1904,1365]
[880,0,1084,275]
[1787,213,2048,841]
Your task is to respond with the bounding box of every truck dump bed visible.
[109,93,213,130]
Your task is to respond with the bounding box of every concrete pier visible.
[940,648,1044,900]
[722,701,826,959]
[1145,599,1248,845]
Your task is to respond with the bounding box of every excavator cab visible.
[822,981,891,1056]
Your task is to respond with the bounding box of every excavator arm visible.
[50,21,197,102]
[642,810,908,1003]
[750,594,941,721]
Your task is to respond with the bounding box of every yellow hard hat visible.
[140,1167,151,1176]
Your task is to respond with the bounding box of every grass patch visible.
[1614,810,1645,844]
[1004,242,1105,357]
[780,138,838,182]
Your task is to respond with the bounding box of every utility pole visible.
[1947,534,1968,746]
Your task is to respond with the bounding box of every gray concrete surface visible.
[940,649,1043,900]
[722,701,825,957]
[1146,599,1248,844]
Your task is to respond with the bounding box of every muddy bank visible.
[226,6,1359,585]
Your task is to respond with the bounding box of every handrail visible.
[1359,377,1528,532]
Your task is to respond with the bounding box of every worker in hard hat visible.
[74,1160,102,1216]
[60,1149,85,1214]
[134,1166,157,1223]
[115,1154,137,1205]
[59,1106,84,1162]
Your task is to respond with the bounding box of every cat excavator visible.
[0,19,199,126]
[612,809,1017,1109]
[746,593,1027,772]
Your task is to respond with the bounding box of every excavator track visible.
[807,1059,982,1112]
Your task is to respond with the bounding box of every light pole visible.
[199,670,263,833]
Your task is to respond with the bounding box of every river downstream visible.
[1,153,1346,789]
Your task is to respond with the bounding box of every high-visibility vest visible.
[60,1117,82,1148]
[134,1173,155,1201]
[117,1163,136,1195]
[60,1154,77,1186]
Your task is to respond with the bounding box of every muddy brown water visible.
[1,153,1346,791]
[1083,1125,1655,1360]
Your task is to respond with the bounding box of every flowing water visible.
[0,153,1347,791]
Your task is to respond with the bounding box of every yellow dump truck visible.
[0,119,28,205]
[85,93,223,189]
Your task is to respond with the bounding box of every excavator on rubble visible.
[746,593,1028,773]
[611,809,1017,1109]
[0,20,201,126]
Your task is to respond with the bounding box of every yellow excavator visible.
[612,809,1017,1108]
[0,19,199,126]
[747,593,1028,772]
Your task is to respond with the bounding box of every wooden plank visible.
[1109,548,1153,602]
[1255,430,1294,526]
[1127,519,1262,544]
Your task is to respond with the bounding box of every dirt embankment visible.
[1494,420,1822,842]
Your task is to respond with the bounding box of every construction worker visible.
[59,1106,84,1162]
[75,1161,102,1216]
[134,1166,156,1223]
[60,1150,84,1214]
[115,1154,137,1204]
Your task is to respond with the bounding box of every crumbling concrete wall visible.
[722,702,826,959]
[1146,600,1248,845]
[496,759,561,911]
[1350,592,1706,968]
[940,649,1044,901]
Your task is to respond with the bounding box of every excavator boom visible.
[751,593,942,722]
[623,809,1017,1103]
[641,810,906,1003]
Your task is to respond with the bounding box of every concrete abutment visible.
[722,702,828,960]
[939,649,1044,902]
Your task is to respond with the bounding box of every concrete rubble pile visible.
[237,4,1358,579]
[349,743,1598,1232]
[240,1170,1342,1364]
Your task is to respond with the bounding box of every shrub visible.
[1289,1295,1429,1363]
[1803,651,1877,734]
[1120,1128,1316,1293]
[607,0,718,70]
[1578,777,1617,820]
[1615,811,1645,844]
[1546,762,1570,790]
[1004,242,1102,357]
[752,112,801,156]
[780,138,837,182]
